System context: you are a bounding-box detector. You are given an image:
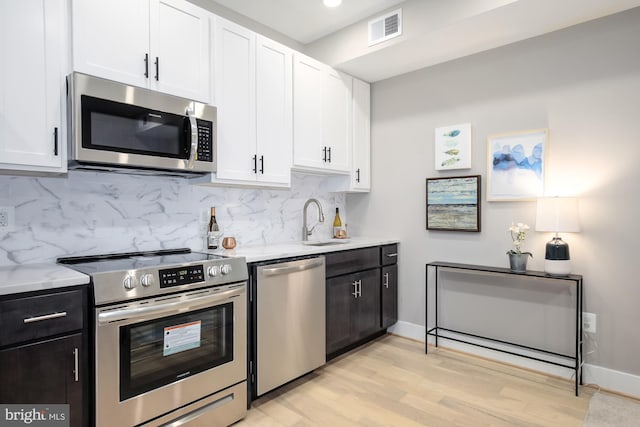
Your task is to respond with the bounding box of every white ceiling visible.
[210,0,640,82]
[210,0,405,44]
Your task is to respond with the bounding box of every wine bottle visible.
[207,207,221,249]
[333,207,342,238]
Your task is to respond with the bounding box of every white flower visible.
[508,222,531,256]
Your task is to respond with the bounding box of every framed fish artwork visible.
[486,128,549,201]
[434,123,472,170]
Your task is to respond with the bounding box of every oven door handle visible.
[97,287,242,324]
[186,106,198,169]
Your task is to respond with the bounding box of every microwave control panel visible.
[196,120,213,162]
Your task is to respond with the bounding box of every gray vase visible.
[508,253,529,273]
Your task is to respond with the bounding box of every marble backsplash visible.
[0,171,345,265]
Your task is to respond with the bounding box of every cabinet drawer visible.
[381,244,398,266]
[0,290,85,347]
[325,247,380,278]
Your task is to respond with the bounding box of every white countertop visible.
[0,238,398,295]
[208,237,399,263]
[0,263,90,296]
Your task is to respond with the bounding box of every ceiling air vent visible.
[368,8,402,47]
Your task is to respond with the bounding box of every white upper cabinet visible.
[214,18,257,183]
[255,35,293,186]
[72,0,210,102]
[151,0,210,101]
[293,54,324,170]
[323,69,352,172]
[71,0,149,89]
[203,18,292,188]
[293,53,351,174]
[0,0,66,173]
[351,78,371,191]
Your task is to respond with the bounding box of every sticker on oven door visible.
[163,320,202,356]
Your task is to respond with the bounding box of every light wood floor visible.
[236,334,594,426]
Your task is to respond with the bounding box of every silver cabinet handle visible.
[73,348,79,382]
[352,280,363,298]
[384,272,389,288]
[186,106,198,169]
[385,253,398,258]
[23,311,67,324]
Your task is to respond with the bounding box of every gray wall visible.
[348,8,640,376]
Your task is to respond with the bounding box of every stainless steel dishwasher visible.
[255,256,326,396]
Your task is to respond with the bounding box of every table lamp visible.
[535,197,580,275]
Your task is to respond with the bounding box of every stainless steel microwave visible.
[67,73,216,176]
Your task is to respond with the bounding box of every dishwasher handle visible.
[260,257,324,277]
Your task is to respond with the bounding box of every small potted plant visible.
[507,222,532,272]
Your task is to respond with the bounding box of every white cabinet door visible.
[351,78,371,191]
[72,0,150,89]
[323,69,351,172]
[214,18,256,182]
[293,54,324,170]
[0,0,65,172]
[293,55,353,174]
[212,25,292,187]
[72,0,210,101]
[151,0,210,102]
[256,36,292,186]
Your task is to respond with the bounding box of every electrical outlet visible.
[583,312,597,334]
[0,206,15,232]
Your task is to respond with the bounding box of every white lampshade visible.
[535,197,580,233]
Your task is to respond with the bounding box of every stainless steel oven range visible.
[59,248,247,427]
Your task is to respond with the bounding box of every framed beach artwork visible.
[434,123,472,170]
[426,175,481,232]
[486,128,549,201]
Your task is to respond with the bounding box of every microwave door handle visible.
[186,107,198,169]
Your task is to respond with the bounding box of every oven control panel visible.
[159,265,205,288]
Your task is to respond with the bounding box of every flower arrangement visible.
[507,222,532,257]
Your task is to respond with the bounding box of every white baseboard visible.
[388,320,640,398]
[583,364,640,398]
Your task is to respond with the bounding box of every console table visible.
[425,261,583,396]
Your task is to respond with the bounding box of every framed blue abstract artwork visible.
[487,128,549,201]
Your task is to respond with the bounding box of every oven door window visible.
[81,95,191,159]
[119,304,233,401]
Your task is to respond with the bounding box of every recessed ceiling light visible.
[323,0,342,7]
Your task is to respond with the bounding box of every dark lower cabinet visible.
[0,334,83,426]
[0,286,87,427]
[381,264,398,328]
[326,268,380,355]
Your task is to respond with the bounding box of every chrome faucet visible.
[302,198,325,241]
